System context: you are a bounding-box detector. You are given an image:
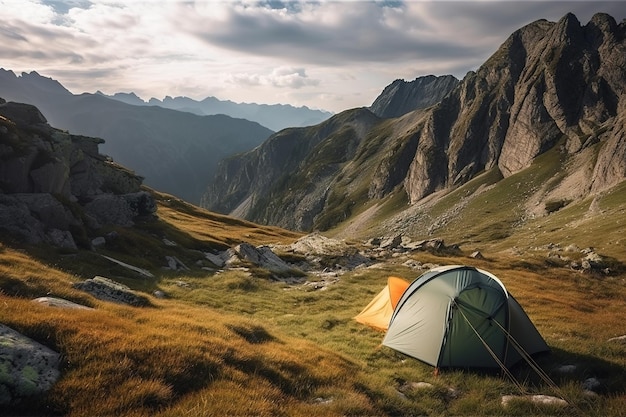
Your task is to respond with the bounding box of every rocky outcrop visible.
[0,324,61,406]
[0,99,157,248]
[224,243,298,275]
[370,75,459,118]
[72,276,150,306]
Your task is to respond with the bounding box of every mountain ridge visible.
[203,12,626,245]
[0,69,274,204]
[369,74,459,118]
[99,90,333,131]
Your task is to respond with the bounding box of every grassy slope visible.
[335,140,626,263]
[1,190,626,416]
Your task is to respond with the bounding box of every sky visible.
[1,1,625,113]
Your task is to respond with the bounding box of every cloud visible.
[226,66,319,89]
[1,0,625,113]
[176,1,486,67]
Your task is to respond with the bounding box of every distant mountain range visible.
[203,13,626,240]
[99,92,333,132]
[0,69,274,204]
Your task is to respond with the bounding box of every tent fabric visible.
[354,276,410,331]
[382,265,549,369]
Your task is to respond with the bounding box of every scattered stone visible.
[312,397,333,405]
[0,323,61,406]
[165,255,190,271]
[91,236,106,247]
[229,243,296,274]
[501,394,568,408]
[447,387,461,399]
[400,381,434,391]
[582,377,601,392]
[555,364,577,374]
[32,297,92,310]
[100,254,154,278]
[162,238,177,247]
[380,235,403,249]
[72,276,149,306]
[402,259,423,269]
[291,233,344,254]
[152,290,166,299]
[302,277,339,291]
[204,251,226,268]
[469,251,484,259]
[46,228,77,250]
[366,237,382,247]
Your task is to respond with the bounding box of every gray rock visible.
[230,243,294,273]
[72,276,149,306]
[0,194,80,248]
[555,364,577,373]
[32,297,92,310]
[84,191,157,227]
[501,394,568,408]
[165,255,189,271]
[204,251,226,268]
[46,228,77,250]
[582,377,601,392]
[0,323,61,406]
[380,235,402,250]
[99,255,154,278]
[91,236,106,247]
[370,75,459,119]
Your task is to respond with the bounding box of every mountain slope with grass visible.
[1,98,625,416]
[203,13,626,247]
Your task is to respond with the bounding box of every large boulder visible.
[72,276,149,306]
[83,191,157,228]
[0,193,78,248]
[0,324,61,406]
[226,242,296,274]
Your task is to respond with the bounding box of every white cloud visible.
[1,1,625,113]
[225,67,319,89]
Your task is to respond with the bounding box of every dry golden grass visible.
[1,194,625,416]
[153,191,302,249]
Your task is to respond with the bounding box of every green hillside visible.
[1,190,625,416]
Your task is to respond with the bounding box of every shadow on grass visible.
[514,347,626,396]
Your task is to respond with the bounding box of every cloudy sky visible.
[2,1,625,113]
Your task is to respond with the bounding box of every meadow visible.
[1,192,625,416]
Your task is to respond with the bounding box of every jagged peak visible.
[588,12,619,38]
[553,12,583,42]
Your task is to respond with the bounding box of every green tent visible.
[383,265,549,369]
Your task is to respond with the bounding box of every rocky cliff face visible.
[0,98,156,249]
[370,75,459,118]
[403,13,626,203]
[202,108,381,231]
[204,13,626,233]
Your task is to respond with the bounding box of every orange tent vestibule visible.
[354,276,410,331]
